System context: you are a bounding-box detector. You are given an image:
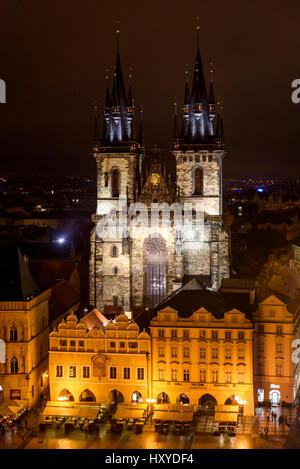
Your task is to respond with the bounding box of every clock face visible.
[151,173,160,186]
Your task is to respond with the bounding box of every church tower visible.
[172,27,230,290]
[89,29,142,314]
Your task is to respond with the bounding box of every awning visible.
[154,411,194,422]
[43,406,99,419]
[154,404,195,413]
[118,402,148,411]
[0,400,28,416]
[214,412,238,423]
[113,408,145,420]
[153,411,175,421]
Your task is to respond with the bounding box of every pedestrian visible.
[274,413,277,423]
[266,410,270,422]
[264,426,269,438]
[11,425,15,437]
[21,427,26,441]
[24,419,28,430]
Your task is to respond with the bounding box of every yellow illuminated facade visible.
[150,306,254,416]
[49,313,151,404]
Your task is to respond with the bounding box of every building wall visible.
[0,289,51,407]
[253,295,294,405]
[49,313,151,404]
[150,306,254,417]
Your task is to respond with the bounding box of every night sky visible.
[0,0,299,178]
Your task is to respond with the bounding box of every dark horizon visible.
[0,0,299,179]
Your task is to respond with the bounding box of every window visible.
[79,341,84,347]
[83,366,90,378]
[171,346,177,358]
[171,330,177,338]
[183,330,189,339]
[212,347,218,360]
[120,342,125,348]
[225,370,232,383]
[212,331,218,340]
[225,331,231,340]
[238,348,245,360]
[123,367,130,379]
[111,168,120,198]
[225,348,232,360]
[258,324,264,334]
[158,346,165,358]
[70,340,75,347]
[276,325,283,335]
[193,167,202,195]
[183,369,190,382]
[238,332,245,340]
[60,340,67,347]
[200,369,206,383]
[200,330,206,339]
[258,340,264,353]
[208,155,213,162]
[104,172,109,187]
[276,364,282,377]
[11,356,18,373]
[158,329,164,338]
[171,369,177,381]
[112,245,118,257]
[137,368,144,380]
[129,342,138,349]
[10,325,17,342]
[110,367,117,379]
[158,368,165,380]
[32,385,34,398]
[110,342,116,348]
[113,296,118,306]
[238,371,245,383]
[113,266,118,275]
[56,365,63,378]
[69,366,77,378]
[212,370,218,383]
[183,347,190,359]
[199,347,206,359]
[276,343,283,354]
[10,389,21,400]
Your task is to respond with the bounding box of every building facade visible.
[89,31,230,314]
[253,295,294,406]
[0,289,51,407]
[49,312,151,404]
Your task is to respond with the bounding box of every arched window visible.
[1,326,7,341]
[111,168,120,198]
[10,325,17,342]
[193,167,203,195]
[11,356,18,373]
[112,245,118,257]
[113,266,118,275]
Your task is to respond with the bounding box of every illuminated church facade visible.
[89,32,230,315]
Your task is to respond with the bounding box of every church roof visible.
[0,245,40,301]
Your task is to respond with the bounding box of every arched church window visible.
[10,325,17,342]
[104,172,109,187]
[11,356,18,373]
[112,245,118,257]
[111,168,120,198]
[193,167,203,195]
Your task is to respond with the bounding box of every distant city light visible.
[257,188,264,193]
[57,237,65,244]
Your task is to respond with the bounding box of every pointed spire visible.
[191,24,207,103]
[208,62,215,104]
[184,67,190,105]
[173,99,179,139]
[93,99,100,141]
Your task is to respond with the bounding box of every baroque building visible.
[0,247,51,407]
[89,31,230,314]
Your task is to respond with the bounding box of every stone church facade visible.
[89,32,230,315]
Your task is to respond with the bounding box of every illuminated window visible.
[212,370,218,383]
[137,368,144,380]
[69,366,77,378]
[183,347,190,359]
[171,347,177,358]
[123,367,130,379]
[238,371,245,383]
[238,348,245,360]
[110,367,117,379]
[83,366,90,378]
[225,348,232,360]
[225,370,232,383]
[199,369,206,383]
[171,369,177,381]
[158,329,164,338]
[158,347,165,358]
[158,368,165,380]
[199,347,206,359]
[212,347,218,360]
[56,365,63,378]
[10,357,18,374]
[183,330,189,339]
[183,369,190,382]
